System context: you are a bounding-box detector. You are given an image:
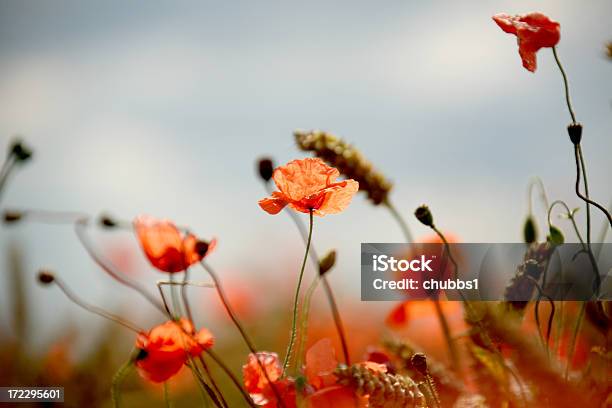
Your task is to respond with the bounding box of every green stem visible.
[552,46,577,124]
[201,262,286,408]
[283,210,314,373]
[264,182,350,364]
[163,382,171,408]
[385,199,414,243]
[111,360,133,408]
[295,274,321,376]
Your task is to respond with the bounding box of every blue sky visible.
[1,1,610,346]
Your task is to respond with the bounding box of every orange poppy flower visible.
[242,352,296,408]
[134,215,217,273]
[492,12,560,72]
[135,319,214,383]
[258,158,358,216]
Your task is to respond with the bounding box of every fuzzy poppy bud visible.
[99,214,117,228]
[257,157,275,182]
[194,240,210,257]
[3,210,23,223]
[414,205,434,227]
[523,215,537,244]
[38,270,55,284]
[10,140,33,162]
[318,249,337,276]
[567,123,582,145]
[547,225,565,245]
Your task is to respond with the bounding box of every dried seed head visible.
[294,130,392,205]
[10,139,33,162]
[257,157,275,182]
[38,270,55,285]
[414,205,434,227]
[318,249,336,276]
[335,363,427,408]
[3,210,23,223]
[567,123,582,145]
[194,240,210,257]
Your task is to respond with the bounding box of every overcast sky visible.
[1,0,610,347]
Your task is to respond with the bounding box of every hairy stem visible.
[283,210,314,373]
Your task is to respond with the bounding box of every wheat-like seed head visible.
[294,130,393,205]
[335,364,428,408]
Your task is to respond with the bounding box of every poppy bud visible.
[38,270,55,285]
[410,352,428,376]
[318,249,337,276]
[567,123,582,145]
[10,140,33,162]
[257,158,275,182]
[547,225,565,245]
[194,240,210,257]
[414,205,434,227]
[523,215,537,244]
[99,214,117,228]
[3,210,22,223]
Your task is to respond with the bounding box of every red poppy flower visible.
[135,319,214,383]
[258,158,359,216]
[492,12,560,72]
[242,352,296,408]
[304,338,338,390]
[134,215,217,273]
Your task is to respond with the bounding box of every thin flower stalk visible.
[283,210,314,373]
[201,262,287,408]
[263,179,351,366]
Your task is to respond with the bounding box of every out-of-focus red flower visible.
[305,338,338,390]
[135,318,214,383]
[134,215,216,273]
[492,12,560,72]
[259,158,358,216]
[242,352,296,408]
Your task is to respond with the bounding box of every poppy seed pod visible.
[318,249,337,276]
[567,123,583,145]
[10,140,33,162]
[258,157,275,182]
[38,270,55,284]
[414,205,434,227]
[523,215,537,244]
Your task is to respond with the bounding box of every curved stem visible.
[547,200,585,247]
[51,275,143,333]
[201,262,286,408]
[198,356,228,408]
[296,274,321,376]
[552,47,577,124]
[267,182,351,365]
[111,359,133,408]
[74,218,167,314]
[385,199,414,243]
[206,349,256,407]
[283,210,314,373]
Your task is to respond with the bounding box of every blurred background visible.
[0,0,610,405]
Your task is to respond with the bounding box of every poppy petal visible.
[315,179,359,216]
[259,192,289,215]
[272,158,339,202]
